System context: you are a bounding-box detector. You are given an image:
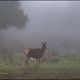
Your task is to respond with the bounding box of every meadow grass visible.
[0,53,80,79]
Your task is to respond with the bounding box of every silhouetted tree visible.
[0,1,29,30]
[0,1,29,62]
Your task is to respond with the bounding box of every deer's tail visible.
[24,48,29,56]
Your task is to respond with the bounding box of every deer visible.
[24,41,47,68]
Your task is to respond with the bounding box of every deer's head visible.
[41,41,47,50]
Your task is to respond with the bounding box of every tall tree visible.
[0,1,29,30]
[0,1,29,61]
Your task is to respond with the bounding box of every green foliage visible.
[0,1,29,30]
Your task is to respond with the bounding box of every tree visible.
[0,1,29,62]
[0,1,29,30]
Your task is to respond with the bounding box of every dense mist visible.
[1,1,80,79]
[1,1,80,56]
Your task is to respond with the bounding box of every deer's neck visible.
[41,48,46,53]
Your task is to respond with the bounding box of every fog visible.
[1,1,80,55]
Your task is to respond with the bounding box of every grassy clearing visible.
[0,53,80,79]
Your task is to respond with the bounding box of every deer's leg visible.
[36,58,40,68]
[36,58,39,64]
[34,58,38,68]
[25,56,30,68]
[38,58,40,67]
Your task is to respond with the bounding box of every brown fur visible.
[24,41,47,67]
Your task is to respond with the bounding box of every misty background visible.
[1,1,80,58]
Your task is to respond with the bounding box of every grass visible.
[0,53,80,79]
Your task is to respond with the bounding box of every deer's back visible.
[27,48,43,58]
